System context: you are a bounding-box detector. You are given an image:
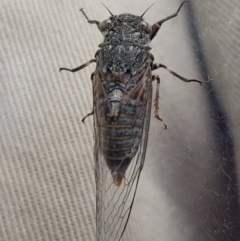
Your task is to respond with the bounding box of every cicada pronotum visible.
[60,1,202,240]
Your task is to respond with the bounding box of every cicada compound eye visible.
[99,19,112,32]
[139,21,152,34]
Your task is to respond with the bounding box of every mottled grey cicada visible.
[60,1,202,240]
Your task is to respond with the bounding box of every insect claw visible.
[189,79,203,86]
[155,115,168,130]
[82,111,94,123]
[59,67,70,72]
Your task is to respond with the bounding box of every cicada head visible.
[97,13,152,45]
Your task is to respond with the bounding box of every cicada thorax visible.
[94,43,151,186]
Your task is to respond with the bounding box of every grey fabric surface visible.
[1,0,240,241]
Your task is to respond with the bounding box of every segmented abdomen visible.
[98,101,145,185]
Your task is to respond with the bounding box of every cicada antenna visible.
[140,3,155,18]
[101,3,114,16]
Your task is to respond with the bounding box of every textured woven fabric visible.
[1,0,239,241]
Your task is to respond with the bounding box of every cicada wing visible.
[93,66,152,241]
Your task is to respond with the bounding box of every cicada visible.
[60,1,202,240]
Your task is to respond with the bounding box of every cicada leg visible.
[152,63,202,85]
[59,59,96,73]
[79,8,100,25]
[158,1,187,25]
[91,72,95,81]
[152,74,167,130]
[82,72,95,123]
[82,110,94,123]
[150,1,187,40]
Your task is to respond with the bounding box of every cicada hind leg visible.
[152,74,167,130]
[151,61,202,129]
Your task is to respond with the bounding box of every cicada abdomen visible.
[59,2,202,241]
[93,74,152,240]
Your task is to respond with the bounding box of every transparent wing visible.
[93,65,152,241]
